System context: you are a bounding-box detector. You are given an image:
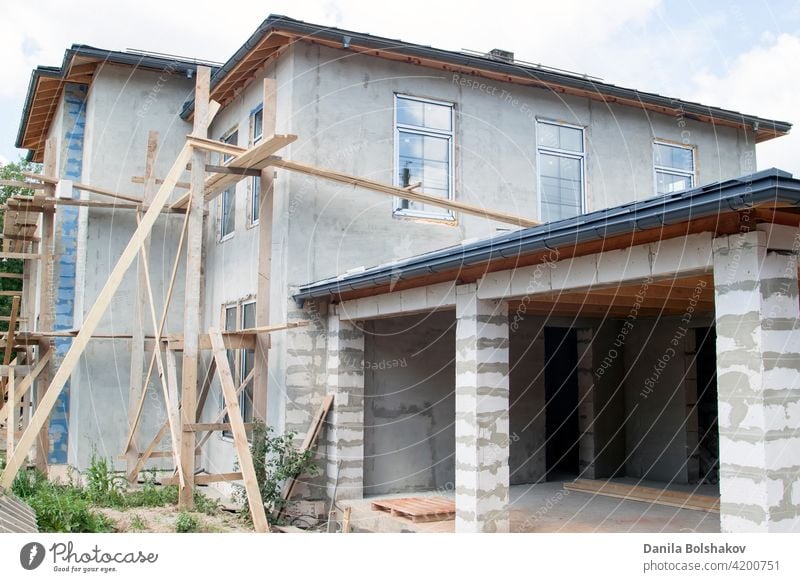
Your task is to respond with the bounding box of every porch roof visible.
[293,168,800,306]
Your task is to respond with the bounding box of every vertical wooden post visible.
[6,363,15,457]
[36,137,57,474]
[0,296,20,400]
[126,131,159,481]
[179,66,210,509]
[209,329,269,533]
[253,78,277,422]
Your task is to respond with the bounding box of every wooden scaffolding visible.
[0,65,534,533]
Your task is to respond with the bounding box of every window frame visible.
[392,93,456,221]
[248,174,261,228]
[218,186,236,241]
[219,299,256,440]
[535,118,586,223]
[216,128,239,242]
[250,104,264,146]
[653,139,696,196]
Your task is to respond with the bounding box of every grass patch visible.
[129,514,146,531]
[9,457,222,533]
[175,512,199,533]
[12,470,113,533]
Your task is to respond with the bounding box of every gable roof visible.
[17,46,216,162]
[292,168,800,306]
[181,14,791,143]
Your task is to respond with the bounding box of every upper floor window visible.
[394,94,454,220]
[537,120,585,223]
[221,129,239,164]
[251,106,263,145]
[249,175,261,227]
[219,186,236,241]
[654,141,695,195]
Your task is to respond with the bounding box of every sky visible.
[0,0,798,175]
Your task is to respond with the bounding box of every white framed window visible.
[251,105,263,145]
[221,129,239,164]
[219,186,236,241]
[240,301,256,425]
[248,175,261,227]
[393,94,455,220]
[536,119,585,223]
[654,141,695,195]
[218,129,239,242]
[220,300,256,438]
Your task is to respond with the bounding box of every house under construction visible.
[1,14,799,533]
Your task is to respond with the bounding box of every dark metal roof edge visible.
[292,168,800,305]
[15,67,61,149]
[180,14,792,133]
[17,45,212,151]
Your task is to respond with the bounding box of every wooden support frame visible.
[6,361,16,457]
[194,367,254,452]
[209,328,269,533]
[0,296,20,400]
[266,157,538,228]
[276,394,334,519]
[126,130,158,482]
[0,100,221,489]
[35,138,56,474]
[123,200,190,462]
[179,65,211,510]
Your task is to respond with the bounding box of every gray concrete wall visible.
[281,42,755,291]
[362,311,456,495]
[623,319,692,483]
[67,63,194,468]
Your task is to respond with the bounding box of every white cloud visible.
[691,33,800,176]
[0,152,8,166]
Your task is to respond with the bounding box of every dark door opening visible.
[544,327,580,479]
[695,327,719,484]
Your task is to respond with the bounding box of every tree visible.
[0,157,42,330]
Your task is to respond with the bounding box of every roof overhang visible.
[292,168,800,307]
[182,14,791,143]
[17,46,206,162]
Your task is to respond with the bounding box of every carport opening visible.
[544,327,580,480]
[695,326,719,484]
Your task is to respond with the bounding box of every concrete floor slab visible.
[341,480,720,533]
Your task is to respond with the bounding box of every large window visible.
[221,300,256,438]
[537,120,585,223]
[218,129,239,241]
[654,141,695,195]
[394,94,454,219]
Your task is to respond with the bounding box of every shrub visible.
[84,453,126,507]
[235,423,318,524]
[175,512,198,533]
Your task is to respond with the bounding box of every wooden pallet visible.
[371,497,455,523]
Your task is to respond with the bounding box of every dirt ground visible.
[96,506,252,533]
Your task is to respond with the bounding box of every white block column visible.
[713,230,800,532]
[325,306,365,501]
[455,283,510,533]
